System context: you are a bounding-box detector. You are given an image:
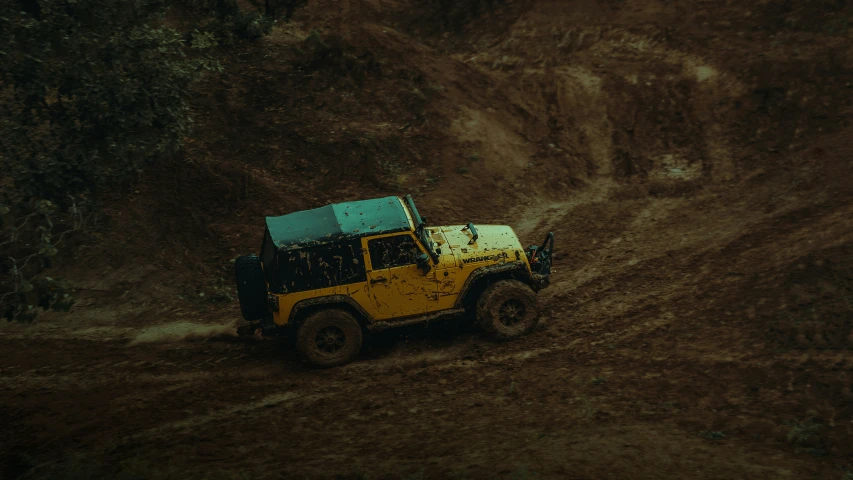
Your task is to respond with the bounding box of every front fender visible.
[454,261,532,308]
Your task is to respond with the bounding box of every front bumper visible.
[530,272,551,292]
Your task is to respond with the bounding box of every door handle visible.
[370,277,388,284]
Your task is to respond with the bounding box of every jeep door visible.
[363,233,438,319]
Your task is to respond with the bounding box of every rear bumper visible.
[267,293,279,314]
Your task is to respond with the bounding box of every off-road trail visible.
[3,0,853,478]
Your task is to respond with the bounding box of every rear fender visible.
[287,295,373,329]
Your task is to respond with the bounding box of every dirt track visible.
[4,173,852,478]
[3,0,853,478]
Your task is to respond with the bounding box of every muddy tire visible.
[477,280,540,340]
[296,309,363,368]
[234,254,269,321]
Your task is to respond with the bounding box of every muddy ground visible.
[3,0,853,478]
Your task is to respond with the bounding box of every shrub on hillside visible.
[174,0,239,17]
[178,0,274,44]
[0,0,218,321]
[430,0,506,31]
[261,0,308,22]
[0,0,219,203]
[0,200,80,322]
[199,10,273,44]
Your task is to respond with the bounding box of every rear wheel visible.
[296,309,363,368]
[477,280,540,340]
[234,254,269,321]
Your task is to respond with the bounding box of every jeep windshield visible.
[403,194,439,264]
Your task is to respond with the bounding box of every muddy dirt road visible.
[3,173,852,479]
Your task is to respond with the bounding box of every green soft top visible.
[265,196,412,250]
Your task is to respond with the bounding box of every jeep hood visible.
[432,225,526,266]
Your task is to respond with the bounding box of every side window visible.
[275,240,366,293]
[368,235,420,270]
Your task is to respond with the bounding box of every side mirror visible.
[416,253,431,274]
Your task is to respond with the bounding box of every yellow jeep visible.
[234,194,553,367]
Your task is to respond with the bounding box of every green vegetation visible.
[699,430,726,440]
[784,410,829,456]
[403,468,427,480]
[0,200,79,322]
[512,465,540,480]
[0,0,217,204]
[787,421,824,445]
[431,0,506,31]
[0,0,283,322]
[264,0,309,22]
[179,0,274,44]
[0,0,311,322]
[576,395,598,419]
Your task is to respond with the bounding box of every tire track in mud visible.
[0,339,272,391]
[116,390,325,444]
[0,357,238,381]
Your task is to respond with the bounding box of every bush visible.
[174,0,239,17]
[263,0,308,21]
[429,0,505,31]
[232,11,274,39]
[0,199,80,322]
[202,10,272,43]
[0,0,218,321]
[0,0,218,204]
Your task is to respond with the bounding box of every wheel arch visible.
[455,261,533,310]
[288,295,373,331]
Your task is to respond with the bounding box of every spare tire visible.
[234,254,269,321]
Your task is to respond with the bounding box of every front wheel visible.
[296,309,363,368]
[477,280,541,340]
